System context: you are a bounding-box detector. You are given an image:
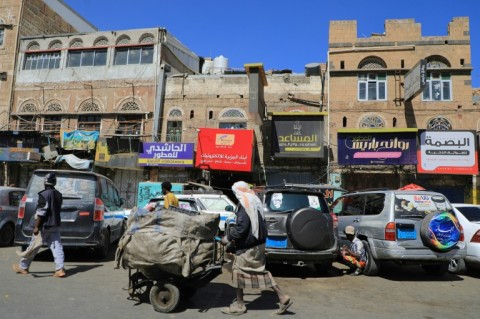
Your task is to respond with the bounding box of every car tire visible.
[314,261,332,275]
[287,207,332,250]
[420,212,461,252]
[0,223,15,247]
[95,229,110,259]
[362,240,379,276]
[448,258,466,274]
[150,283,180,313]
[422,263,449,276]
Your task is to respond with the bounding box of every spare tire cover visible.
[287,207,332,250]
[420,211,461,252]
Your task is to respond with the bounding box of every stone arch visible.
[116,35,131,45]
[358,113,385,128]
[45,100,64,112]
[139,33,155,44]
[94,36,109,46]
[18,100,39,113]
[426,116,452,130]
[358,56,387,69]
[69,38,83,48]
[116,98,145,112]
[219,108,247,119]
[167,107,184,118]
[49,40,62,49]
[27,41,40,51]
[77,99,103,113]
[425,55,451,68]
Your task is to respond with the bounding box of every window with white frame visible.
[358,73,387,101]
[114,45,153,65]
[422,72,451,101]
[67,49,107,67]
[24,52,61,70]
[219,108,247,129]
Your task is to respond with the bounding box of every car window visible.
[9,191,24,206]
[149,198,197,211]
[365,193,385,215]
[266,192,325,212]
[394,194,452,218]
[455,206,480,222]
[331,195,365,216]
[198,197,232,211]
[27,173,96,201]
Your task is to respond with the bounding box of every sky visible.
[64,0,480,87]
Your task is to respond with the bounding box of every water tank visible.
[202,60,214,74]
[213,55,229,74]
[305,63,321,77]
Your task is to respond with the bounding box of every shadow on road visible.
[377,262,464,282]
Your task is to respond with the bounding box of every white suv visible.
[149,193,236,232]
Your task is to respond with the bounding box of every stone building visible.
[327,17,476,202]
[0,0,95,185]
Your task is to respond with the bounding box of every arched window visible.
[423,56,452,101]
[168,108,183,118]
[46,103,62,112]
[358,56,387,101]
[49,40,62,49]
[20,103,38,113]
[69,39,83,48]
[120,101,140,111]
[359,115,385,128]
[166,108,183,142]
[116,35,131,45]
[27,42,40,51]
[219,108,247,129]
[427,116,452,130]
[79,101,100,112]
[139,34,154,44]
[94,37,109,46]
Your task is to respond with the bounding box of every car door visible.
[331,194,365,241]
[106,181,123,241]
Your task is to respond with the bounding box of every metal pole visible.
[326,51,331,184]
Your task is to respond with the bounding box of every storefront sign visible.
[271,115,324,158]
[138,142,194,167]
[62,130,99,150]
[0,147,40,162]
[338,130,417,165]
[195,128,254,172]
[418,130,478,175]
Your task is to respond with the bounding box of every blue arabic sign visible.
[338,131,417,165]
[138,142,194,167]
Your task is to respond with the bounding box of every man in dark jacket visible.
[220,181,292,316]
[13,172,66,277]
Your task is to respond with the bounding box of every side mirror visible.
[225,205,234,212]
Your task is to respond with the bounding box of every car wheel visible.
[287,207,332,250]
[422,263,449,276]
[362,240,379,276]
[0,223,15,247]
[128,271,153,302]
[448,258,466,274]
[95,229,110,259]
[314,261,332,275]
[420,212,461,252]
[150,283,180,313]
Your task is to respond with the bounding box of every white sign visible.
[404,59,427,101]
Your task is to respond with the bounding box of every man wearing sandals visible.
[341,225,366,276]
[220,181,293,315]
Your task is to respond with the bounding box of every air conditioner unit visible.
[27,152,41,162]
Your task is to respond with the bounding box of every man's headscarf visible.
[232,181,264,239]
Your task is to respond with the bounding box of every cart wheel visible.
[128,272,152,302]
[150,283,180,313]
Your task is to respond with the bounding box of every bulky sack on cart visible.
[115,206,220,278]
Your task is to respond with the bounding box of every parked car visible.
[226,185,339,274]
[448,204,480,273]
[148,197,200,212]
[148,193,236,232]
[15,169,125,258]
[330,189,467,276]
[0,186,26,246]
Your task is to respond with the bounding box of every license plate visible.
[397,228,416,240]
[266,237,287,248]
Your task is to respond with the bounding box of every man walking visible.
[13,172,66,277]
[161,181,179,209]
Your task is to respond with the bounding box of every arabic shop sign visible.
[418,130,478,175]
[195,128,254,172]
[138,142,194,167]
[62,130,99,150]
[271,115,324,158]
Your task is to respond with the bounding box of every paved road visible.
[1,245,479,319]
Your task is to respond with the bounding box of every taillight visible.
[385,222,396,241]
[471,230,480,243]
[93,198,105,221]
[330,212,338,229]
[18,195,27,219]
[458,223,464,242]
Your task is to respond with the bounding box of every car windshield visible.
[198,197,232,211]
[27,173,96,201]
[455,206,480,222]
[149,198,198,211]
[394,194,452,218]
[266,192,325,213]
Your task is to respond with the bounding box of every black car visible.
[0,186,26,246]
[227,185,340,274]
[15,169,125,258]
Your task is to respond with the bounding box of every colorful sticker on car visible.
[308,196,321,210]
[426,212,461,251]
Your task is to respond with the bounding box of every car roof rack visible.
[346,188,391,194]
[181,181,223,195]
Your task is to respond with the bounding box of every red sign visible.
[195,128,254,172]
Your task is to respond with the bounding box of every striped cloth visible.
[232,244,277,289]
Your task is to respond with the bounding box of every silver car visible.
[0,186,26,246]
[331,189,467,276]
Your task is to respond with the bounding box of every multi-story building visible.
[327,17,476,202]
[0,0,95,185]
